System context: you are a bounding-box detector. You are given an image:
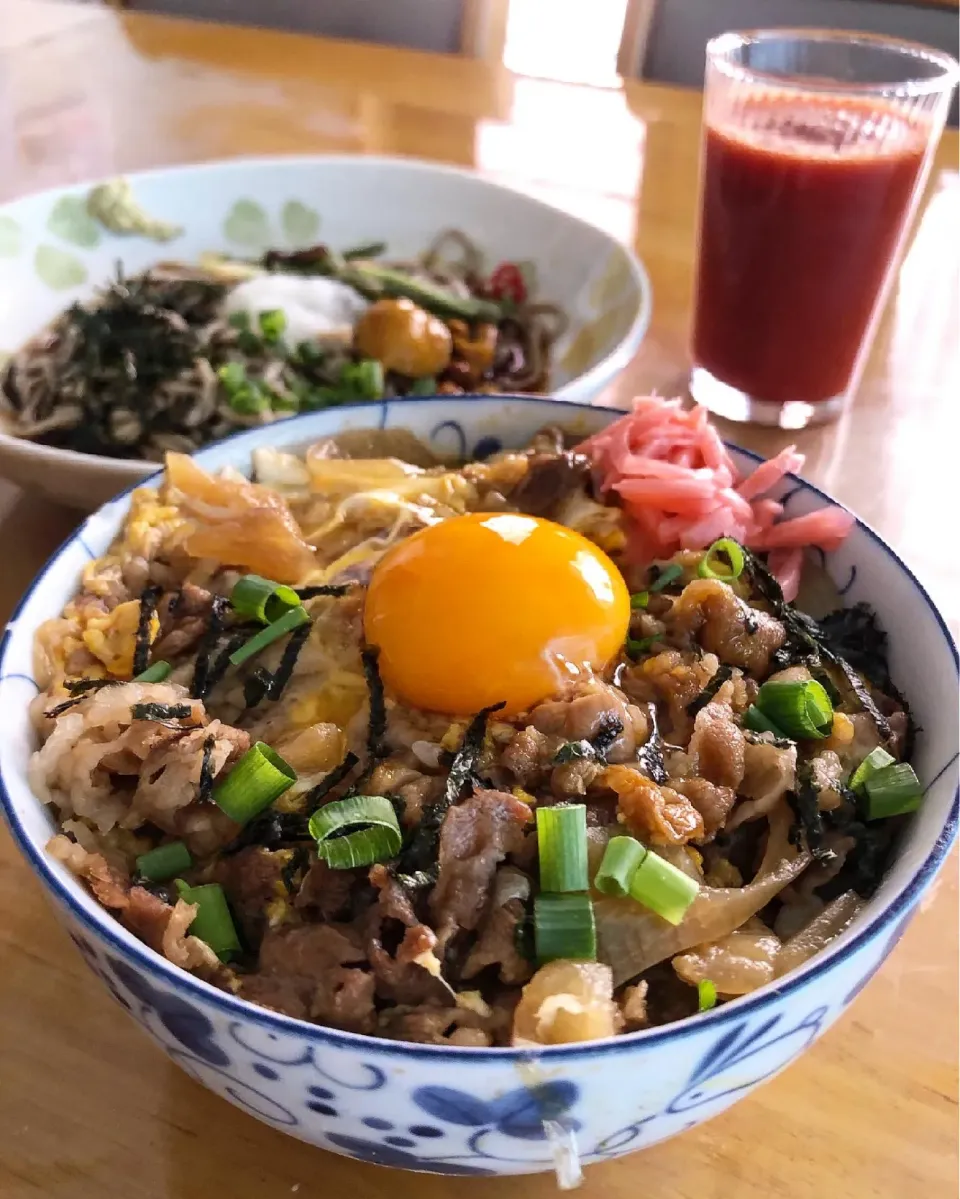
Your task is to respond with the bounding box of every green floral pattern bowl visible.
[0,155,651,509]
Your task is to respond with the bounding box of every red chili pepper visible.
[487,262,527,305]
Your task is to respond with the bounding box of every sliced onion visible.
[595,851,811,987]
[775,890,864,977]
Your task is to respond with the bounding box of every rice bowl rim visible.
[0,394,955,1061]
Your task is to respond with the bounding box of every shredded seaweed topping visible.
[133,584,162,677]
[361,647,388,763]
[295,585,351,600]
[636,702,668,783]
[304,751,360,812]
[241,619,311,711]
[785,764,836,864]
[744,549,895,743]
[393,866,440,891]
[64,678,116,695]
[198,734,216,803]
[686,664,733,718]
[202,629,248,697]
[44,697,85,718]
[554,713,624,764]
[191,596,231,699]
[130,702,194,725]
[394,701,506,880]
[444,701,506,807]
[221,811,311,855]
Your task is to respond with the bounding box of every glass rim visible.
[707,28,960,97]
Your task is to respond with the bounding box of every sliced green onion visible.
[408,376,438,396]
[755,679,833,740]
[630,591,650,610]
[342,239,387,260]
[136,840,192,881]
[174,880,241,961]
[743,705,788,739]
[340,358,384,400]
[258,308,286,342]
[626,636,656,659]
[134,660,172,684]
[218,361,248,393]
[629,850,699,925]
[537,804,588,893]
[698,979,718,1012]
[228,605,310,667]
[698,538,745,581]
[534,893,596,964]
[308,794,402,869]
[231,574,302,625]
[649,563,683,593]
[849,746,897,793]
[212,741,296,823]
[864,762,923,821]
[594,836,647,897]
[229,383,270,415]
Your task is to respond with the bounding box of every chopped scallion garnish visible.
[229,605,310,667]
[212,741,296,824]
[534,893,597,964]
[630,591,650,610]
[755,679,833,740]
[537,804,588,893]
[594,836,647,898]
[649,563,683,593]
[134,660,172,684]
[628,850,699,925]
[864,762,923,820]
[136,840,192,882]
[626,636,656,659]
[743,704,789,739]
[231,574,302,625]
[697,979,718,1012]
[340,358,384,400]
[174,880,241,961]
[698,538,746,582]
[308,795,402,869]
[258,308,287,342]
[849,746,897,793]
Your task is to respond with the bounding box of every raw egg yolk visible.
[363,513,630,716]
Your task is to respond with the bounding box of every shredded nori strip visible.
[304,751,360,812]
[133,584,162,677]
[393,866,439,891]
[554,713,624,765]
[744,549,895,743]
[243,668,272,710]
[686,664,733,717]
[130,702,193,723]
[554,740,594,764]
[743,729,795,751]
[44,697,86,718]
[636,702,668,783]
[295,585,350,600]
[222,811,311,855]
[786,765,835,864]
[191,595,230,699]
[64,678,116,695]
[395,701,506,879]
[281,845,311,894]
[198,734,216,803]
[202,629,249,697]
[361,646,388,763]
[269,621,311,700]
[444,701,506,807]
[744,610,760,636]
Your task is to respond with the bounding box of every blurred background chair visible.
[117,0,508,56]
[618,0,959,124]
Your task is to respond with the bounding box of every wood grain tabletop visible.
[0,4,957,1197]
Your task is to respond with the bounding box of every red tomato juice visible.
[692,96,927,405]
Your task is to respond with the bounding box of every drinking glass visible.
[689,29,959,429]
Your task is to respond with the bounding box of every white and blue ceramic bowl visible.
[0,155,651,509]
[0,397,956,1177]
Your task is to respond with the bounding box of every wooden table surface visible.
[1,4,957,1197]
